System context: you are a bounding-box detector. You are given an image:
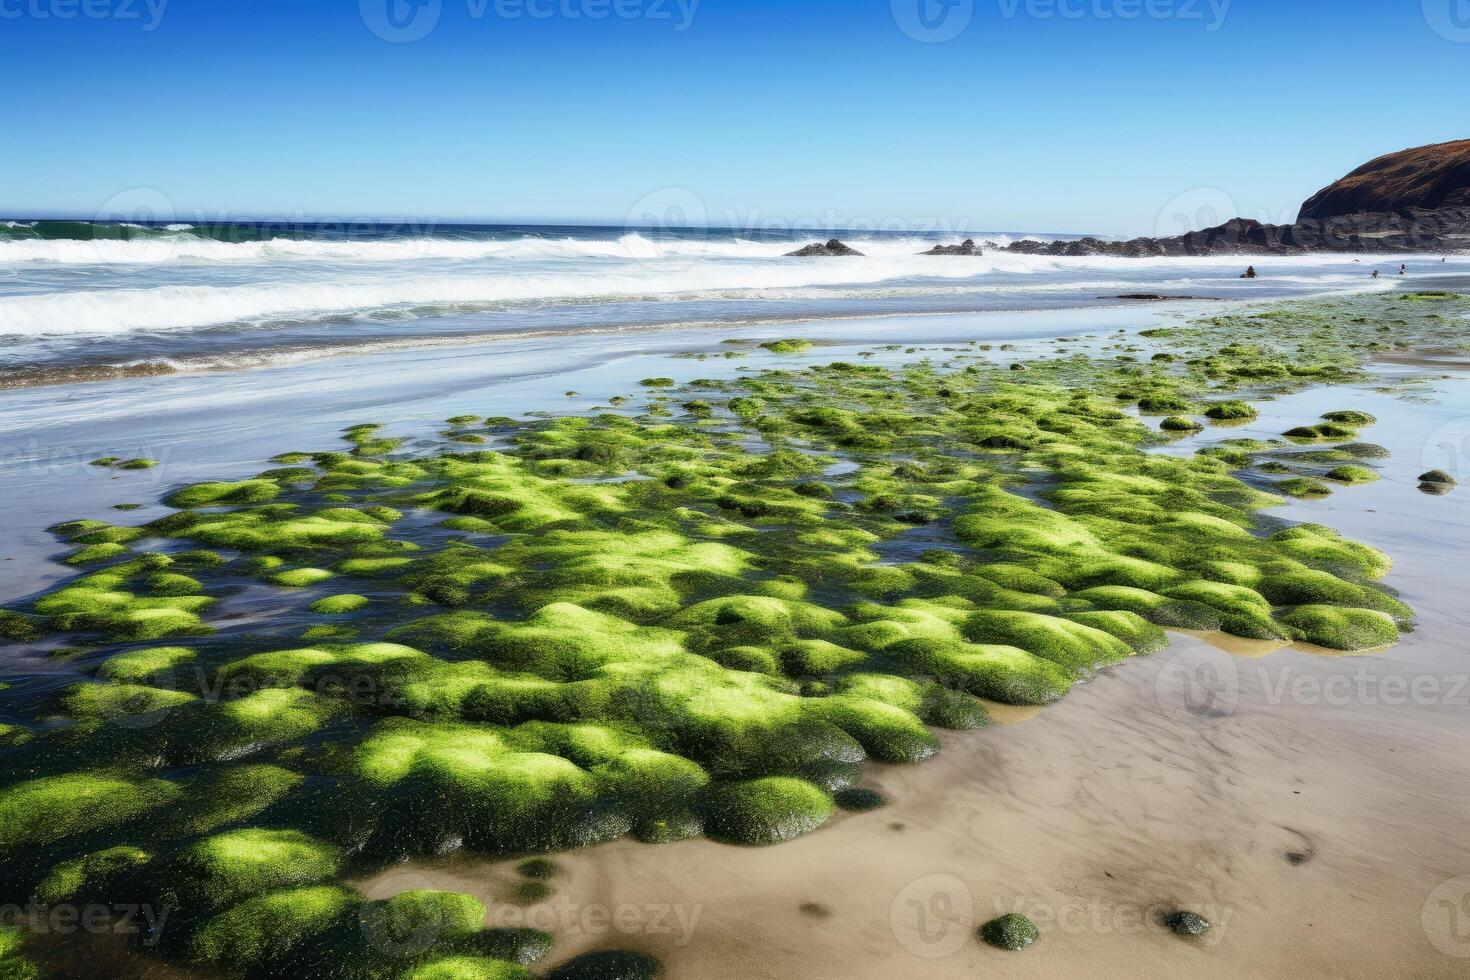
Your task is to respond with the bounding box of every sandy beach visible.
[343,344,1470,979]
[2,290,1467,978]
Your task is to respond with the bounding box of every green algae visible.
[699,777,833,845]
[185,884,357,966]
[310,593,370,614]
[1277,605,1398,650]
[1203,400,1259,421]
[173,828,342,909]
[0,773,180,853]
[759,338,814,354]
[166,479,282,508]
[409,957,531,980]
[0,291,1452,976]
[1276,477,1333,499]
[35,845,151,904]
[980,912,1039,951]
[546,951,662,980]
[1323,464,1379,484]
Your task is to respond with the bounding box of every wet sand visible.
[358,354,1470,978]
[5,299,1469,977]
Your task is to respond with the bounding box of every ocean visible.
[0,219,1450,386]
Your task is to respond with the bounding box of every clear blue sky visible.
[3,0,1465,235]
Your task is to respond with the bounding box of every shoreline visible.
[0,252,1444,394]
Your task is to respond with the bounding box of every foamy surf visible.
[0,218,1449,388]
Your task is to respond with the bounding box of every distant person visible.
[1240,265,1257,279]
[1371,270,1379,278]
[1399,264,1406,275]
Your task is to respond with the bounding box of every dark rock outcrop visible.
[1004,210,1470,257]
[921,238,982,255]
[786,238,863,257]
[1299,139,1470,220]
[1003,141,1470,257]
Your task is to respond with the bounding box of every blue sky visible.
[3,0,1466,234]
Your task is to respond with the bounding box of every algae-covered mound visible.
[0,292,1445,976]
[979,912,1039,950]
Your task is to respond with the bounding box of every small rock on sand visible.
[1163,910,1212,936]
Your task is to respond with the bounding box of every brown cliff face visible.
[1298,139,1470,220]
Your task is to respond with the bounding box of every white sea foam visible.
[0,213,1431,344]
[0,256,993,335]
[0,232,1024,266]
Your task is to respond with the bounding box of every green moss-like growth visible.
[173,828,342,909]
[0,925,39,980]
[186,885,356,967]
[36,845,151,903]
[1160,416,1202,432]
[546,951,662,980]
[1276,477,1332,498]
[0,611,40,642]
[271,567,337,587]
[172,765,304,835]
[310,594,369,614]
[699,777,833,845]
[961,610,1132,672]
[0,773,180,853]
[1323,464,1378,484]
[1277,605,1398,650]
[1321,410,1375,426]
[979,913,1038,950]
[833,787,887,812]
[166,479,282,508]
[409,958,532,980]
[759,338,814,354]
[1203,400,1258,421]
